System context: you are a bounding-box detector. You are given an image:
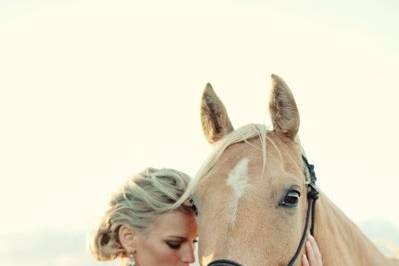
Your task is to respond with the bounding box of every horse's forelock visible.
[173,124,271,209]
[197,124,269,187]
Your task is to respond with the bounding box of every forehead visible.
[148,210,197,237]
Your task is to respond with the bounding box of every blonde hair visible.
[89,167,192,261]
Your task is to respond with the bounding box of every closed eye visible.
[166,241,181,250]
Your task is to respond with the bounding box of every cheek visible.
[137,239,180,264]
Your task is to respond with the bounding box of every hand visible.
[302,235,323,266]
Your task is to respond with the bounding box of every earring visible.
[127,252,136,266]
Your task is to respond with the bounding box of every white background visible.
[1,1,398,265]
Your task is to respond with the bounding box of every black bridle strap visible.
[287,184,319,266]
[309,185,318,235]
[286,155,319,265]
[301,155,319,236]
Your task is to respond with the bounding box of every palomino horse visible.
[189,74,399,265]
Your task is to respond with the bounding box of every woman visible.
[89,168,322,266]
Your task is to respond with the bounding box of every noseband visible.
[198,155,319,266]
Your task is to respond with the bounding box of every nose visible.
[180,243,196,264]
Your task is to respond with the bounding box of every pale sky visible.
[1,0,399,265]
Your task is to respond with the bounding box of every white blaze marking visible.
[226,158,250,223]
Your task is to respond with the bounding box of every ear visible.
[269,74,300,139]
[118,224,137,254]
[201,83,234,144]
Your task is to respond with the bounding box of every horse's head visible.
[194,74,314,266]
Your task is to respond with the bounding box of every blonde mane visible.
[174,123,270,208]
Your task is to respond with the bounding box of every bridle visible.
[193,154,320,266]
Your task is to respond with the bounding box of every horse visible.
[188,74,399,265]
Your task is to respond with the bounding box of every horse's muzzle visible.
[208,259,244,266]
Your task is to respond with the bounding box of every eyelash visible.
[166,239,198,250]
[166,242,181,250]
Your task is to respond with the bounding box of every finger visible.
[302,254,310,266]
[308,235,322,261]
[305,240,317,266]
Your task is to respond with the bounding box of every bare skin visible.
[303,235,323,266]
[120,210,198,266]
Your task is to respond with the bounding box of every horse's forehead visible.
[226,137,264,158]
[207,134,301,184]
[195,140,260,198]
[220,140,264,174]
[220,135,284,166]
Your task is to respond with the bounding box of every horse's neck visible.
[315,192,399,266]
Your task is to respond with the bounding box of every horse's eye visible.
[280,190,301,207]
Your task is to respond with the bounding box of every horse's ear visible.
[201,83,234,144]
[269,74,300,139]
